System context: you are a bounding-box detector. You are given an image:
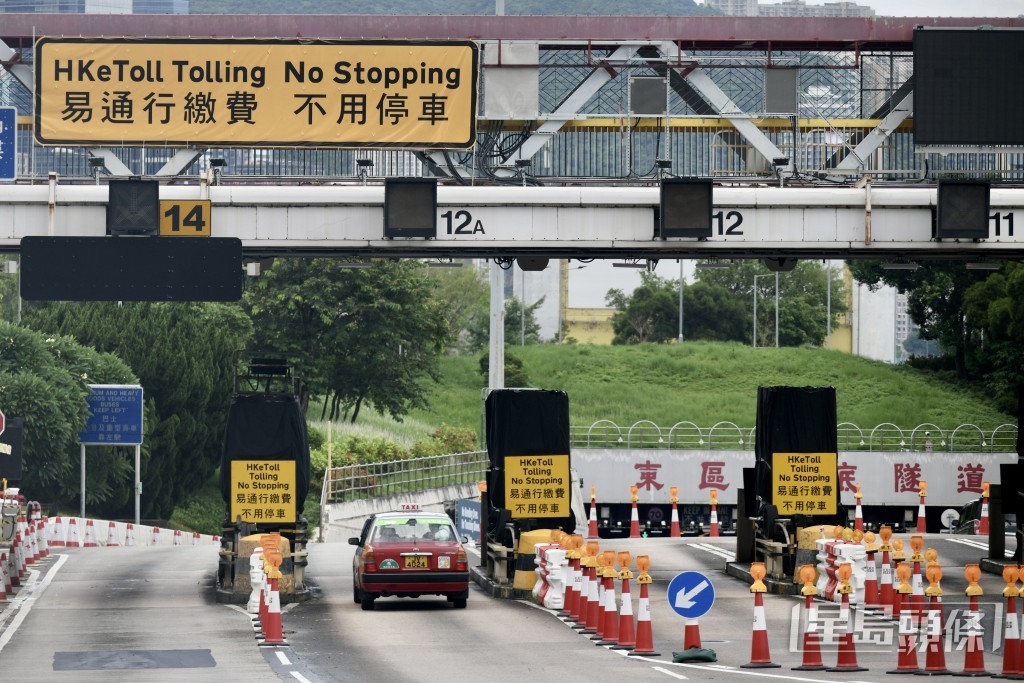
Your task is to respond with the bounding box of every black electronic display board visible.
[914,28,1024,146]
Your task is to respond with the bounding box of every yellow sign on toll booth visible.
[503,454,571,519]
[230,460,296,524]
[771,452,838,515]
[159,200,211,236]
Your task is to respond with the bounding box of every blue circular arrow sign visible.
[666,571,716,619]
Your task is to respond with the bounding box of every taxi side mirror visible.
[347,537,360,546]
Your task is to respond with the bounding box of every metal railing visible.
[322,450,487,505]
[571,420,1019,452]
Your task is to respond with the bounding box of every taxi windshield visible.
[371,517,455,543]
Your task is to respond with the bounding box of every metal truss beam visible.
[656,41,790,174]
[829,90,914,177]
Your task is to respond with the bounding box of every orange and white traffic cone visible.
[917,548,950,674]
[82,519,98,547]
[10,530,22,585]
[585,561,602,635]
[909,535,926,627]
[862,531,881,609]
[683,618,702,650]
[793,565,826,671]
[853,483,864,532]
[125,523,136,547]
[49,516,66,547]
[959,564,989,676]
[587,485,599,539]
[890,537,907,614]
[742,562,780,668]
[38,516,49,558]
[669,487,680,538]
[66,518,81,548]
[566,536,584,625]
[887,562,920,674]
[628,485,640,539]
[559,538,578,620]
[258,575,287,646]
[878,526,895,617]
[573,543,593,631]
[998,566,1020,677]
[590,552,608,642]
[597,552,620,646]
[916,481,927,533]
[26,520,38,563]
[978,482,990,535]
[627,555,660,657]
[826,562,867,672]
[0,550,9,600]
[105,521,120,547]
[709,490,720,538]
[611,552,636,650]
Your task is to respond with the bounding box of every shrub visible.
[411,423,479,456]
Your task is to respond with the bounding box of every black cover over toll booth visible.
[220,393,311,521]
[485,389,575,536]
[754,386,843,533]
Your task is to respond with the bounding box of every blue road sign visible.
[79,384,144,445]
[456,498,481,541]
[0,107,15,181]
[667,571,716,619]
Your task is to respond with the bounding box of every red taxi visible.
[349,509,469,610]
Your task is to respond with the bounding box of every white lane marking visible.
[669,661,856,682]
[225,604,251,616]
[0,553,69,654]
[653,666,689,679]
[691,542,733,560]
[290,672,313,682]
[946,537,1015,557]
[275,651,292,665]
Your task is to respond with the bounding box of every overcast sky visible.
[756,0,1024,16]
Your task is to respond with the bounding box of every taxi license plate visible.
[404,555,429,569]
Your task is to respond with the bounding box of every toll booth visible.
[748,386,845,581]
[216,355,311,604]
[482,389,576,592]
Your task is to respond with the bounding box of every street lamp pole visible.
[775,271,780,348]
[678,260,684,343]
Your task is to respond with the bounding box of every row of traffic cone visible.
[249,533,287,647]
[586,485,722,540]
[48,516,220,547]
[553,532,659,656]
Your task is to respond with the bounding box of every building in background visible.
[0,0,186,12]
[705,0,874,17]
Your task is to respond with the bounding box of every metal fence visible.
[322,450,487,505]
[570,420,1019,453]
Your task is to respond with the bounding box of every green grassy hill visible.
[403,342,1015,435]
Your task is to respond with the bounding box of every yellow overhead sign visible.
[230,460,296,524]
[504,455,571,519]
[34,38,479,148]
[771,452,838,515]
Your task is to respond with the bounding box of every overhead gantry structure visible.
[2,13,1020,184]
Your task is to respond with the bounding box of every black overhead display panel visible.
[914,28,1024,146]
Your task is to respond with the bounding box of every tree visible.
[606,271,678,344]
[963,262,1024,413]
[23,302,252,518]
[606,261,846,346]
[0,321,140,514]
[425,264,489,354]
[244,258,450,423]
[847,260,987,378]
[466,295,545,351]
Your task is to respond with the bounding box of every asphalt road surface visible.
[0,533,1016,682]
